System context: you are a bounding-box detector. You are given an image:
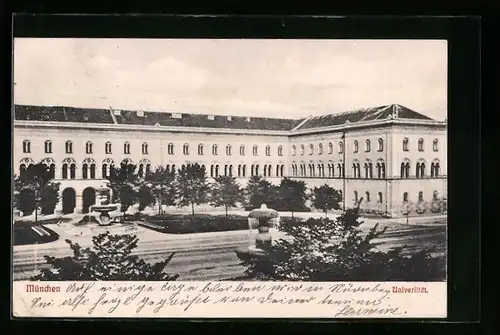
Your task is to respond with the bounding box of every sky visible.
[13,38,447,121]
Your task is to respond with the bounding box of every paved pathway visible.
[13,213,446,281]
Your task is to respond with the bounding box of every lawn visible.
[13,221,60,246]
[136,213,292,234]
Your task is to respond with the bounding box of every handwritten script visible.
[12,281,444,318]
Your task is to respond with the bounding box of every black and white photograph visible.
[12,38,447,289]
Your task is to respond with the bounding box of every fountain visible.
[87,183,122,226]
[234,204,279,261]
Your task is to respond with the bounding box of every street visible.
[13,214,446,281]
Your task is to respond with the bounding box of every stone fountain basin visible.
[234,245,268,262]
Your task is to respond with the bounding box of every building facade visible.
[13,104,447,217]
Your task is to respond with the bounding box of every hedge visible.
[138,214,296,234]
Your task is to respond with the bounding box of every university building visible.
[13,103,447,217]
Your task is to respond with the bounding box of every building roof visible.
[13,103,436,131]
[295,104,434,130]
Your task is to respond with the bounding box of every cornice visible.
[13,118,447,138]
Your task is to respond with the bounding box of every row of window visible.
[290,159,441,179]
[21,140,286,157]
[21,140,149,155]
[181,144,283,157]
[291,138,440,156]
[353,190,440,204]
[18,160,286,180]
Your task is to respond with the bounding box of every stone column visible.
[74,195,83,214]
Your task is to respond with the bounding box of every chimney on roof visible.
[392,104,400,119]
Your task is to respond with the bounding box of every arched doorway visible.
[62,188,76,214]
[82,187,96,214]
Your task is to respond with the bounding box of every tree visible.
[143,166,177,215]
[239,200,445,281]
[310,184,342,217]
[176,163,210,216]
[31,232,179,281]
[210,175,244,217]
[107,164,140,212]
[13,163,60,222]
[277,178,308,218]
[244,175,278,210]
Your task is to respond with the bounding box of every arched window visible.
[253,145,258,156]
[318,143,323,155]
[300,144,305,155]
[183,143,189,155]
[433,191,439,201]
[418,191,424,202]
[309,144,314,155]
[65,141,73,154]
[102,164,107,179]
[377,160,386,179]
[416,160,426,178]
[22,140,31,153]
[82,163,88,179]
[365,192,371,202]
[226,145,232,156]
[265,145,271,156]
[90,164,96,179]
[242,165,247,177]
[365,139,371,152]
[105,142,112,154]
[433,139,439,152]
[338,141,343,154]
[212,144,218,155]
[352,161,361,178]
[364,160,373,178]
[124,142,131,154]
[401,160,411,178]
[240,145,245,156]
[198,144,204,155]
[418,138,424,151]
[354,191,358,202]
[378,138,383,152]
[62,163,68,179]
[353,140,358,153]
[17,165,26,179]
[167,143,174,155]
[45,140,53,154]
[291,145,296,156]
[328,142,333,154]
[403,137,409,151]
[85,141,92,154]
[341,163,345,177]
[378,192,383,203]
[403,192,408,202]
[278,145,283,156]
[280,164,284,177]
[142,142,148,155]
[70,163,76,179]
[431,160,441,177]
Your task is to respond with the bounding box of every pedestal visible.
[255,226,272,249]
